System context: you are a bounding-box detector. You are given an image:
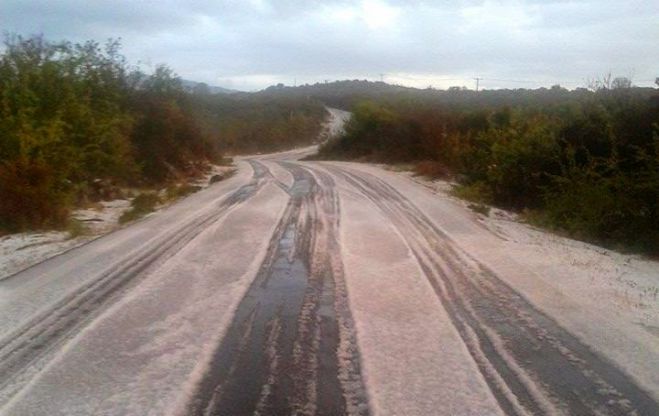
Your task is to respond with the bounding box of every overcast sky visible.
[2,0,658,91]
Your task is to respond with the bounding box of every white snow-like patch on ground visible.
[0,199,133,281]
[346,163,659,399]
[337,187,503,415]
[190,164,236,188]
[0,232,87,281]
[402,170,659,335]
[0,165,235,281]
[484,212,659,331]
[1,182,288,416]
[72,199,132,234]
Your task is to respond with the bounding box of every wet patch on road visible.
[187,161,369,416]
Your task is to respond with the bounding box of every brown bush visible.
[0,158,70,231]
[413,160,450,179]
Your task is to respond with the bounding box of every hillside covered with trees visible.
[0,35,327,233]
[188,91,327,155]
[312,81,659,255]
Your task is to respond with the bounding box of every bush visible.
[316,93,659,254]
[468,203,491,216]
[451,181,493,205]
[543,164,659,254]
[484,114,561,209]
[0,158,70,231]
[119,192,160,224]
[165,184,201,200]
[414,160,450,179]
[66,219,88,238]
[335,103,421,160]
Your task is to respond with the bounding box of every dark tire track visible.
[326,164,659,416]
[291,163,370,416]
[0,163,270,404]
[187,161,369,416]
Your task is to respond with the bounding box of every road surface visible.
[0,110,657,415]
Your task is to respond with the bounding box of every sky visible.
[2,0,658,91]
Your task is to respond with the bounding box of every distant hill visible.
[257,80,414,108]
[256,79,658,111]
[181,79,239,94]
[262,80,414,95]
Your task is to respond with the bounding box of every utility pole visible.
[379,73,385,82]
[474,77,481,92]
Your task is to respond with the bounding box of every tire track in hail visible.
[187,161,369,416]
[285,162,369,416]
[0,161,270,406]
[326,164,659,416]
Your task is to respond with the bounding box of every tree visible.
[611,77,632,89]
[587,72,612,91]
[142,64,182,96]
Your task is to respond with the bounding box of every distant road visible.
[0,110,657,415]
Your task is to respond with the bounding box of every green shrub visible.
[119,192,160,224]
[165,184,201,200]
[467,203,491,216]
[543,164,659,254]
[66,219,88,238]
[316,95,659,254]
[451,181,493,205]
[484,114,561,209]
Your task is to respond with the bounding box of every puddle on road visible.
[188,162,354,416]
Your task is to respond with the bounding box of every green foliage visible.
[165,184,201,200]
[317,101,422,162]
[0,33,327,232]
[0,34,330,232]
[451,182,493,205]
[481,113,561,208]
[0,35,137,230]
[0,35,136,183]
[130,96,209,183]
[66,219,88,238]
[193,94,327,154]
[541,142,659,252]
[317,89,659,255]
[119,192,160,224]
[0,34,223,231]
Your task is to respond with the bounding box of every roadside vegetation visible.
[190,87,327,154]
[118,192,161,224]
[314,82,659,255]
[0,34,326,233]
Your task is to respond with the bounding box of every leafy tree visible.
[314,83,659,254]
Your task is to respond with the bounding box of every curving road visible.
[0,110,657,415]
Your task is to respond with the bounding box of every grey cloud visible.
[1,0,657,90]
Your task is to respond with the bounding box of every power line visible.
[474,77,482,92]
[367,73,656,89]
